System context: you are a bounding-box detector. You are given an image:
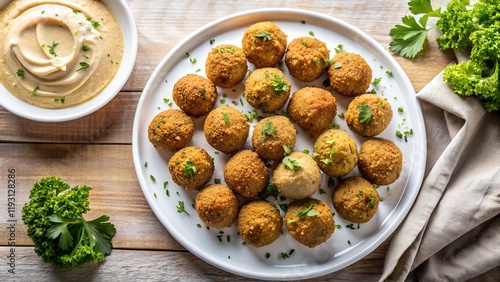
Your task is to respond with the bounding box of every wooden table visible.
[0,0,455,280]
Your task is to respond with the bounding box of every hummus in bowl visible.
[0,0,137,121]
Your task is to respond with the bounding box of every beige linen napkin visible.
[380,70,500,281]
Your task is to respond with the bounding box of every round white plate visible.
[132,8,426,281]
[0,0,137,122]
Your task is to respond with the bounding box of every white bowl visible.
[0,0,137,122]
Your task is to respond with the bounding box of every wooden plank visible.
[0,246,388,281]
[0,143,182,250]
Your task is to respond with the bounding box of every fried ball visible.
[195,184,239,229]
[284,198,335,248]
[168,146,214,190]
[238,200,283,247]
[313,129,358,178]
[272,152,321,200]
[204,105,250,154]
[252,116,296,160]
[244,67,291,113]
[205,44,247,88]
[223,150,269,198]
[172,74,218,117]
[345,94,393,137]
[242,21,287,68]
[147,109,194,151]
[328,52,372,96]
[287,87,337,132]
[358,138,403,185]
[332,176,380,223]
[285,37,329,82]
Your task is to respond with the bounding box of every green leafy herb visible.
[372,77,382,86]
[222,112,230,126]
[16,69,24,77]
[297,202,319,219]
[333,62,342,69]
[268,73,288,96]
[259,182,279,200]
[21,177,116,267]
[368,196,376,208]
[176,201,189,215]
[253,31,272,41]
[82,44,90,51]
[209,38,215,44]
[282,156,302,170]
[261,120,276,143]
[334,44,344,54]
[283,145,292,156]
[31,86,40,97]
[48,41,59,57]
[182,159,197,178]
[300,38,308,47]
[357,103,372,124]
[76,62,90,72]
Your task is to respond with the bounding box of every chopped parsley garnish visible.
[368,196,376,208]
[396,128,414,142]
[53,97,66,104]
[333,62,342,69]
[357,103,372,124]
[31,86,40,97]
[297,202,319,218]
[283,145,292,156]
[372,77,382,86]
[386,70,393,76]
[176,201,189,215]
[282,156,302,170]
[82,44,90,51]
[334,44,344,53]
[76,62,90,72]
[258,182,279,200]
[209,38,215,45]
[182,159,197,178]
[222,112,230,126]
[398,106,404,113]
[300,38,308,47]
[309,31,315,36]
[150,175,156,182]
[16,69,24,77]
[265,253,271,259]
[268,73,288,96]
[356,190,363,197]
[253,31,272,41]
[48,41,59,57]
[199,89,206,100]
[261,120,276,143]
[190,57,197,64]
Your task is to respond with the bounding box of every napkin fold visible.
[380,70,500,281]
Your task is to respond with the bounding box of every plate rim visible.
[132,7,427,280]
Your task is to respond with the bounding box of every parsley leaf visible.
[182,159,197,178]
[282,156,302,170]
[389,15,431,58]
[297,202,319,219]
[253,31,272,41]
[222,112,230,126]
[261,120,276,143]
[357,103,372,124]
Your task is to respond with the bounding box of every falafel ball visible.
[147,109,194,151]
[204,105,250,154]
[244,67,291,113]
[287,87,337,132]
[313,129,358,178]
[242,21,287,68]
[195,184,239,229]
[205,44,248,88]
[332,176,380,223]
[252,115,296,161]
[223,150,269,198]
[272,152,321,200]
[238,200,283,247]
[285,37,330,82]
[168,146,214,190]
[358,138,403,185]
[284,198,335,248]
[172,74,218,117]
[328,52,372,96]
[345,94,393,137]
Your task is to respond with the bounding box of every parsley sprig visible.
[389,0,442,58]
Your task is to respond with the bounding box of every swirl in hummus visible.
[0,0,124,108]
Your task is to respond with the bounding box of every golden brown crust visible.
[287,87,337,133]
[203,105,250,154]
[284,198,335,248]
[244,67,291,113]
[328,52,372,96]
[147,109,194,151]
[358,138,403,185]
[332,176,380,223]
[223,150,269,198]
[172,74,218,117]
[195,184,239,229]
[252,115,296,160]
[205,44,247,88]
[313,129,358,178]
[285,37,329,82]
[237,200,283,247]
[345,94,393,137]
[242,21,287,68]
[168,146,214,190]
